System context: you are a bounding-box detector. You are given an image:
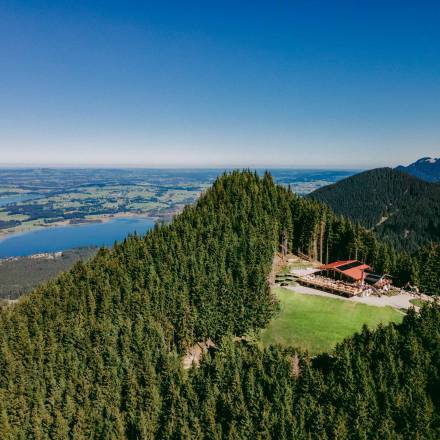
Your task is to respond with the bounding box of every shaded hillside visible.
[309,168,440,251]
[0,248,97,299]
[397,157,440,182]
[0,171,439,438]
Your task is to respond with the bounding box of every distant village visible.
[0,251,63,264]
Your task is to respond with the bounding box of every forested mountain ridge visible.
[0,170,439,438]
[397,157,440,182]
[308,167,440,251]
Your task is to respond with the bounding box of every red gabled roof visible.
[320,260,371,281]
[320,260,352,270]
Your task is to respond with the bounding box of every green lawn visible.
[409,298,426,307]
[260,288,404,354]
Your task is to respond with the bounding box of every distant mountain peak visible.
[416,157,438,164]
[396,156,440,183]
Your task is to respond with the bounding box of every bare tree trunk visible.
[319,220,325,263]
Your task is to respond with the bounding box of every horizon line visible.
[0,163,371,171]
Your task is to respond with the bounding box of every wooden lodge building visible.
[296,260,392,298]
[319,260,391,288]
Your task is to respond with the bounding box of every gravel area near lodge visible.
[286,284,415,310]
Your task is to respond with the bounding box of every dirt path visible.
[182,339,215,369]
[285,284,414,310]
[352,293,414,310]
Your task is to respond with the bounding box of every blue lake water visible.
[0,217,155,258]
[0,193,42,206]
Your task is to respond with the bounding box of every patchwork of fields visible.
[0,168,356,237]
[0,169,217,236]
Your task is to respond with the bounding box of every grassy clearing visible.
[409,298,426,307]
[260,288,404,354]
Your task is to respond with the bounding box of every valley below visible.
[0,168,356,244]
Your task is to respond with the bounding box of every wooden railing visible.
[297,276,361,297]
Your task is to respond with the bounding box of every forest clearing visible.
[260,287,403,354]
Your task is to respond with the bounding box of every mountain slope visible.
[0,171,439,438]
[397,157,440,182]
[309,168,440,251]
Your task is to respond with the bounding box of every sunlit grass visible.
[260,287,404,354]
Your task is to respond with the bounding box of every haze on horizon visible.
[0,1,439,169]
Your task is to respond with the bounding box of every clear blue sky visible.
[0,1,439,168]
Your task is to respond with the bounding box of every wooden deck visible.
[297,276,362,298]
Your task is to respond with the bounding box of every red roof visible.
[321,260,352,269]
[320,260,371,282]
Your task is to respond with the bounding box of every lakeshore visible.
[0,216,156,258]
[0,211,161,241]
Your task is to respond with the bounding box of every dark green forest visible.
[0,248,97,300]
[309,167,440,252]
[0,171,439,438]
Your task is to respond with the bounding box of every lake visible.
[0,217,156,258]
[0,193,42,206]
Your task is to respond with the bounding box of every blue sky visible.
[0,1,439,168]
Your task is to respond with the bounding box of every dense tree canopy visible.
[309,168,440,252]
[0,171,439,438]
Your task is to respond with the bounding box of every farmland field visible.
[260,287,404,354]
[0,168,356,237]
